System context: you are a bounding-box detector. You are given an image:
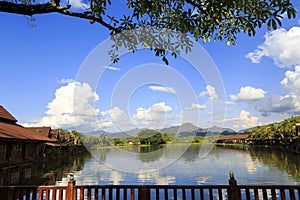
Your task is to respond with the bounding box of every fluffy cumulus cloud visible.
[132,102,172,129]
[279,66,300,112]
[281,66,300,92]
[232,110,262,130]
[148,85,176,94]
[199,85,218,100]
[22,81,111,132]
[246,27,300,67]
[244,67,300,115]
[22,81,178,132]
[230,86,266,101]
[250,95,296,115]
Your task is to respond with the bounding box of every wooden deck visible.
[0,171,299,200]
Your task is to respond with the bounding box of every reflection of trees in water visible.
[138,146,163,162]
[93,145,194,164]
[0,152,91,186]
[42,152,92,185]
[180,144,201,163]
[138,144,195,163]
[92,147,111,163]
[249,148,300,181]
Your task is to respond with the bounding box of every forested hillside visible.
[246,116,300,140]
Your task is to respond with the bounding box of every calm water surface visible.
[2,145,300,186]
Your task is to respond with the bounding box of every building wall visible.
[0,141,43,166]
[0,142,7,163]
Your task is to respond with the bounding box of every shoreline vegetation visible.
[16,115,299,171]
[80,116,300,154]
[6,116,300,170]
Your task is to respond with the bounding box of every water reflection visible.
[0,152,91,186]
[69,145,300,186]
[2,145,300,186]
[89,144,191,173]
[249,147,300,182]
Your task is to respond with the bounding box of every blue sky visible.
[1,1,300,133]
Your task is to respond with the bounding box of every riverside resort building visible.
[0,105,54,167]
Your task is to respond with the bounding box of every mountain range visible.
[98,123,237,138]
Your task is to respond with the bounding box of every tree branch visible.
[0,1,69,15]
[57,10,120,32]
[0,1,119,32]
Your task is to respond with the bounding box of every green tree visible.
[70,130,82,145]
[246,116,300,142]
[0,0,296,63]
[162,132,174,144]
[138,129,164,145]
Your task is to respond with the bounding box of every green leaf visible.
[272,19,277,30]
[267,19,271,30]
[226,40,231,46]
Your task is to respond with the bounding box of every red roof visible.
[216,134,249,141]
[0,122,54,142]
[0,105,54,142]
[26,127,51,138]
[0,105,17,123]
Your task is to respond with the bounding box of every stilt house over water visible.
[0,105,53,168]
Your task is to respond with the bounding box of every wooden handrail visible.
[0,172,299,200]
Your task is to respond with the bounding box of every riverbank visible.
[216,142,300,154]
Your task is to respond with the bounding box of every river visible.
[1,144,300,186]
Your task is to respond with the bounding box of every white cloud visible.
[103,66,121,71]
[232,110,262,130]
[280,65,300,111]
[102,107,125,120]
[226,66,300,116]
[67,0,89,9]
[230,86,266,101]
[148,86,176,94]
[249,94,296,116]
[281,65,300,92]
[132,102,172,129]
[246,27,300,68]
[247,66,300,115]
[138,171,175,185]
[199,85,218,100]
[185,103,206,110]
[133,102,172,120]
[22,81,178,132]
[22,81,111,132]
[150,102,172,113]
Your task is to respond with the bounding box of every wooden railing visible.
[238,185,300,200]
[0,171,299,200]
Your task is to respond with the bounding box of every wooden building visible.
[215,134,249,144]
[0,106,54,167]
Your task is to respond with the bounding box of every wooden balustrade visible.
[238,185,300,200]
[0,171,299,200]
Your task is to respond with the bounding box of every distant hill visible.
[160,123,199,137]
[102,122,236,138]
[106,128,142,139]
